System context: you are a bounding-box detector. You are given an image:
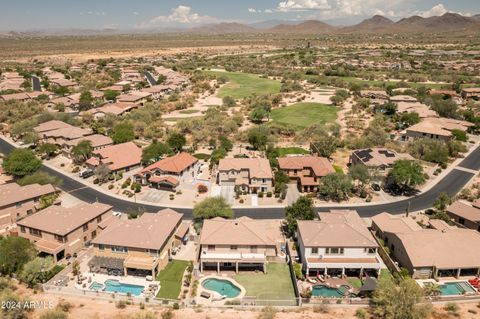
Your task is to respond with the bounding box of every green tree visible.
[167,132,187,152]
[247,126,269,150]
[222,96,236,108]
[193,197,234,221]
[209,148,227,169]
[311,134,340,158]
[349,164,372,191]
[285,196,315,236]
[433,192,452,211]
[2,148,42,177]
[157,74,167,84]
[372,276,430,319]
[78,91,93,111]
[450,129,467,142]
[71,140,93,163]
[399,112,421,127]
[0,237,36,275]
[17,171,62,187]
[318,172,353,202]
[219,135,233,151]
[387,160,426,192]
[141,141,171,165]
[51,85,69,96]
[94,164,111,184]
[37,143,58,158]
[249,107,269,123]
[20,257,54,287]
[103,89,120,101]
[110,122,135,144]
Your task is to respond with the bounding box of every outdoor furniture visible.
[200,291,211,299]
[146,275,153,281]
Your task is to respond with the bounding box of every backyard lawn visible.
[156,260,189,300]
[206,71,281,99]
[233,263,295,301]
[271,102,338,130]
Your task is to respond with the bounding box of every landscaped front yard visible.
[156,260,189,300]
[233,263,296,301]
[271,102,338,130]
[206,71,281,99]
[277,147,310,157]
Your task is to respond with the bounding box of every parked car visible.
[79,169,94,178]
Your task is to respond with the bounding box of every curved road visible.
[1,138,479,219]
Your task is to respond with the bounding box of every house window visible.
[83,224,89,231]
[54,235,65,242]
[326,248,344,255]
[458,217,465,225]
[365,248,376,254]
[20,226,26,233]
[250,245,258,253]
[311,248,318,254]
[16,202,22,208]
[91,230,97,239]
[207,245,215,251]
[96,216,102,223]
[98,244,105,251]
[262,179,266,183]
[111,246,128,253]
[149,249,159,257]
[231,245,238,250]
[29,229,41,237]
[27,209,33,215]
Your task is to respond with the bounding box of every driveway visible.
[141,189,169,203]
[286,184,300,205]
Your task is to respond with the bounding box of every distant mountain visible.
[395,13,478,32]
[266,20,336,34]
[249,20,300,29]
[188,22,257,34]
[341,15,394,33]
[472,14,480,21]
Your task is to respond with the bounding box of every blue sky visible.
[0,1,478,30]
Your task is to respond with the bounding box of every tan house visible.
[446,201,480,232]
[90,209,184,277]
[17,203,113,262]
[34,120,93,146]
[371,212,480,278]
[85,102,137,118]
[350,148,414,173]
[217,158,273,193]
[86,142,142,173]
[462,88,480,100]
[402,117,473,142]
[278,156,334,193]
[135,152,199,191]
[64,134,113,152]
[297,210,382,277]
[199,217,284,273]
[117,91,152,105]
[0,183,56,227]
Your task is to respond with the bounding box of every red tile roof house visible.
[86,142,142,173]
[217,158,273,194]
[134,152,199,192]
[278,156,334,193]
[63,134,114,153]
[0,183,56,228]
[17,203,114,262]
[446,201,480,232]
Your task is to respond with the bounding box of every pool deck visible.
[74,272,160,298]
[416,278,479,297]
[197,275,246,303]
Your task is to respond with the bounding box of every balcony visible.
[200,250,266,263]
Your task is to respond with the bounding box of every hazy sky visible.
[0,1,478,30]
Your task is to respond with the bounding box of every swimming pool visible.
[312,285,350,298]
[440,282,476,296]
[201,278,241,298]
[89,279,144,296]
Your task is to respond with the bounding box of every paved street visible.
[1,137,479,219]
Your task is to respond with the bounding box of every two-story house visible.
[199,217,284,273]
[278,156,334,193]
[0,183,56,227]
[217,158,273,194]
[297,210,382,278]
[135,152,199,192]
[89,208,185,277]
[17,203,113,262]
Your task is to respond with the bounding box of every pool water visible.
[202,278,241,298]
[312,285,349,298]
[440,282,476,296]
[90,279,144,296]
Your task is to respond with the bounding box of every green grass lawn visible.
[347,278,363,289]
[271,102,338,130]
[233,263,295,300]
[178,109,200,114]
[277,147,310,157]
[156,260,189,300]
[205,71,281,99]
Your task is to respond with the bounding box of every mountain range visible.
[2,12,480,37]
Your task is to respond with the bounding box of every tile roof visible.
[200,217,283,246]
[89,142,142,171]
[298,210,378,248]
[0,183,56,208]
[447,201,480,222]
[218,158,273,179]
[139,152,198,175]
[65,134,113,148]
[17,202,112,236]
[278,156,334,177]
[92,209,183,250]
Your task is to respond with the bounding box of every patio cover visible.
[359,277,378,293]
[88,256,124,270]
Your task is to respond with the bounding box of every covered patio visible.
[88,256,125,276]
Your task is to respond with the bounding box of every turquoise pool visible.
[202,278,241,298]
[440,282,476,296]
[312,285,350,298]
[89,279,144,296]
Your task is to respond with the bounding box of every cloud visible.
[139,5,216,27]
[81,11,106,16]
[277,0,330,12]
[264,9,273,13]
[133,11,140,16]
[248,8,257,13]
[416,4,471,18]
